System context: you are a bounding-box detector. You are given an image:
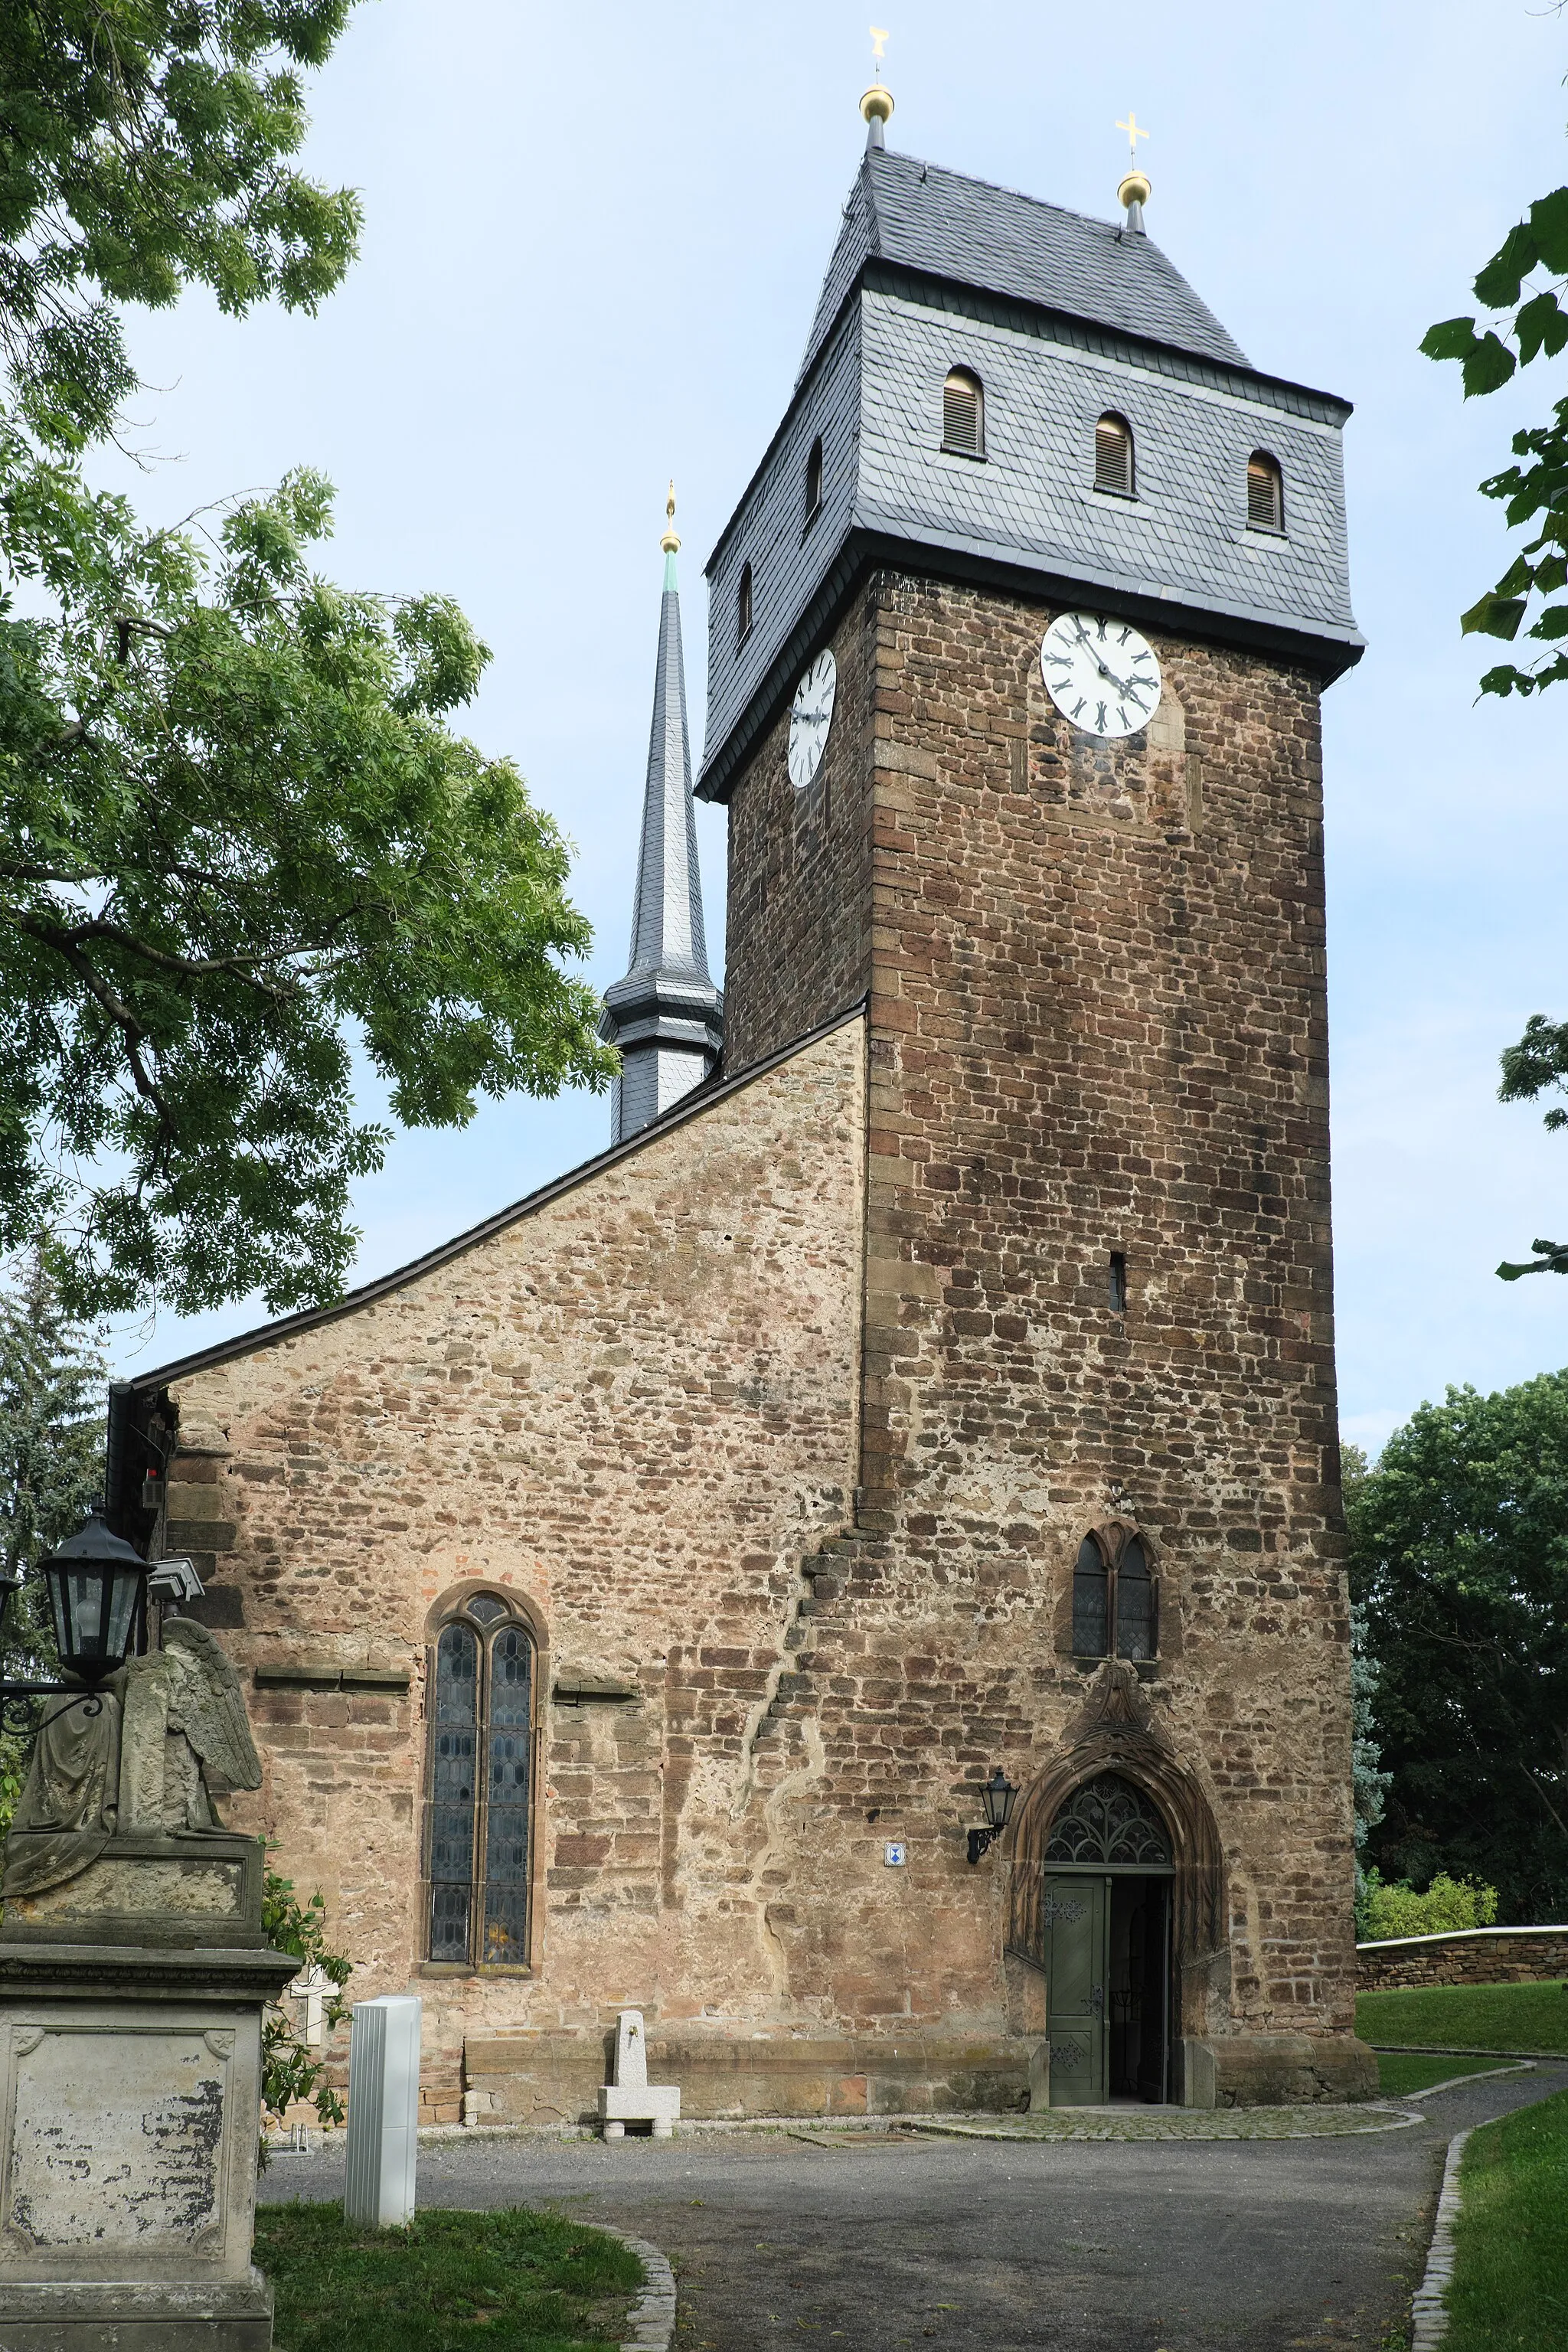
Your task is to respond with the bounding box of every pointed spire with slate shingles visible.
[599,489,724,1142]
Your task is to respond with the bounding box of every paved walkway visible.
[262,2066,1568,2351]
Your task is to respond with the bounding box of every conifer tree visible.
[0,1240,105,1677]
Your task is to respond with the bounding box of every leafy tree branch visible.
[0,443,617,1318]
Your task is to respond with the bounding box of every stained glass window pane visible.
[1116,1537,1155,1661]
[429,1621,478,1962]
[468,1594,507,1624]
[483,1625,533,1966]
[1073,1537,1109,1656]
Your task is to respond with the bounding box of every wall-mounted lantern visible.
[966,1768,1020,1865]
[0,1510,155,1733]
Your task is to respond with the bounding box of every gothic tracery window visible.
[1045,1771,1172,1866]
[1072,1528,1157,1661]
[426,1592,535,1967]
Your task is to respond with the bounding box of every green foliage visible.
[1346,1373,1568,1922]
[253,2200,644,2352]
[0,0,362,446]
[1446,2088,1568,2352]
[1374,2050,1514,2096]
[260,1867,351,2140]
[0,1236,104,1837]
[1357,1867,1499,1940]
[0,440,616,1318]
[1357,1980,1568,2056]
[1423,177,1568,698]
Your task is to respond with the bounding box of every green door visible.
[1044,1873,1108,2105]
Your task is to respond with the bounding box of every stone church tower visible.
[105,101,1370,2121]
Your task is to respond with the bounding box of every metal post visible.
[344,1994,422,2227]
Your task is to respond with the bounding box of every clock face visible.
[788,649,837,789]
[1040,612,1162,740]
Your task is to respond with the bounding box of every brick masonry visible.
[1357,1929,1568,1992]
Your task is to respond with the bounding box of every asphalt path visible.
[262,2065,1568,2351]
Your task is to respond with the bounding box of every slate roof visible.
[698,145,1359,802]
[600,549,724,1140]
[800,149,1251,383]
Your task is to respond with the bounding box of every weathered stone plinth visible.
[0,1906,296,2347]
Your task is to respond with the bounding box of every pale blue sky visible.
[95,0,1568,1454]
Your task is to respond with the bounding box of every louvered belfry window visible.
[1247,451,1285,532]
[426,1592,535,1967]
[737,561,753,645]
[805,436,824,521]
[1095,413,1135,497]
[942,367,984,457]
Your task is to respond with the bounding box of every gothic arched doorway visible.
[1032,1770,1174,2106]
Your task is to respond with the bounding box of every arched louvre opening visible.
[426,1593,535,1967]
[1247,450,1285,532]
[805,435,824,521]
[737,561,753,645]
[1094,412,1135,496]
[942,367,985,457]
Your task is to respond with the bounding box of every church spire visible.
[599,487,724,1143]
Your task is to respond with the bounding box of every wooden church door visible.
[1041,1875,1109,2105]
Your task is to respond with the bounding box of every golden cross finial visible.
[1116,111,1150,164]
[870,25,890,67]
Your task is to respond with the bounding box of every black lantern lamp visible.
[39,1513,150,1682]
[966,1768,1021,1865]
[0,1511,152,1733]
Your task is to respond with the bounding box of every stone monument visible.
[597,2010,679,2140]
[0,1618,297,2348]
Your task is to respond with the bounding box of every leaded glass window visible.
[1045,1772,1172,1867]
[1071,1527,1158,1661]
[426,1596,534,1967]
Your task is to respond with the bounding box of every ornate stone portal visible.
[0,1622,296,2350]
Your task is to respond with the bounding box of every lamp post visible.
[0,1511,152,1734]
[966,1768,1020,1865]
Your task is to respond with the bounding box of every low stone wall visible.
[1357,1926,1568,1991]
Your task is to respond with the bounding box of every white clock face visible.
[788,649,837,789]
[1040,612,1162,740]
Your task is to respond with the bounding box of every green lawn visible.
[257,2200,644,2352]
[1374,2050,1522,2098]
[1357,1981,1568,2055]
[1443,2086,1568,2350]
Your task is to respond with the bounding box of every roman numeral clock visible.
[1040,612,1162,739]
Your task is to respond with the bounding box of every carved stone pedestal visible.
[0,1891,296,2347]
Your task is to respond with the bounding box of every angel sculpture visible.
[1,1618,262,1900]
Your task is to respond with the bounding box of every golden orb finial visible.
[861,24,893,133]
[660,480,680,556]
[1116,112,1151,222]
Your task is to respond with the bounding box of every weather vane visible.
[861,24,894,141]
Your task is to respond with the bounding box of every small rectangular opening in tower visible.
[1109,1251,1128,1315]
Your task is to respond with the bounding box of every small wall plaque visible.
[884,1843,906,1867]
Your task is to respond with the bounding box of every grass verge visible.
[1443,2086,1568,2350]
[1357,1981,1568,2055]
[1374,2051,1521,2098]
[256,2199,644,2352]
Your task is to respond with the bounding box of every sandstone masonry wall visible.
[720,569,1360,2060]
[1357,1929,1568,1992]
[149,1021,866,2122]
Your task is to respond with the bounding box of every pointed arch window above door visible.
[1071,1526,1158,1661]
[427,1592,535,1968]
